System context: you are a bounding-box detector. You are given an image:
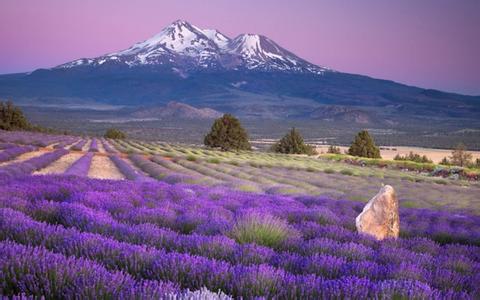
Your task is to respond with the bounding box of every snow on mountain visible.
[57,20,329,74]
[227,34,325,73]
[200,29,230,48]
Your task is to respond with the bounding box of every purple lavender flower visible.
[64,152,93,176]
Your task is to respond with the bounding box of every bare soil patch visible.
[88,155,125,180]
[316,145,480,164]
[34,152,83,175]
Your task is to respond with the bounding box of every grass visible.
[186,155,197,162]
[207,158,221,164]
[229,212,297,248]
[324,168,335,174]
[340,169,354,176]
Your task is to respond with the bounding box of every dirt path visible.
[82,139,92,152]
[96,140,106,153]
[88,155,125,180]
[34,152,83,175]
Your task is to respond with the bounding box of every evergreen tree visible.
[0,100,30,131]
[204,114,251,151]
[348,130,381,158]
[104,128,127,139]
[271,128,316,155]
[450,143,473,167]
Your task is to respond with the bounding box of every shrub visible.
[0,100,31,131]
[440,157,451,165]
[394,152,432,164]
[104,128,126,139]
[204,114,251,151]
[348,130,381,158]
[324,168,335,174]
[340,169,354,176]
[327,145,341,154]
[434,179,448,185]
[207,158,221,164]
[229,212,296,248]
[450,143,473,167]
[186,155,197,162]
[271,128,317,155]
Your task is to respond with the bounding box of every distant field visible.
[316,145,480,163]
[1,130,479,214]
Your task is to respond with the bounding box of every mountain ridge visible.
[0,19,478,127]
[56,20,328,74]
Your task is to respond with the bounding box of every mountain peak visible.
[56,20,329,74]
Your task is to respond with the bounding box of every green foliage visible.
[394,151,432,164]
[0,100,31,131]
[204,114,251,151]
[440,157,451,165]
[340,169,354,176]
[104,128,126,139]
[348,130,381,158]
[229,213,297,248]
[271,128,317,155]
[186,155,197,162]
[324,168,335,174]
[327,145,341,154]
[207,158,221,164]
[450,143,473,167]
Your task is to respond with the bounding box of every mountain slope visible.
[56,20,328,74]
[0,20,478,125]
[132,101,222,119]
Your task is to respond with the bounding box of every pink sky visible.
[1,0,479,95]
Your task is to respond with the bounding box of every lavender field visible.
[0,130,479,298]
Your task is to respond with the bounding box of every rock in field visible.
[356,185,400,240]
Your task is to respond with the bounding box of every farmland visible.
[0,129,479,298]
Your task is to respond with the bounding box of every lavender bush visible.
[0,149,67,179]
[0,145,37,162]
[70,139,88,151]
[110,155,152,182]
[0,174,478,298]
[89,138,99,152]
[64,152,94,176]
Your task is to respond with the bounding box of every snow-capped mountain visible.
[57,20,329,74]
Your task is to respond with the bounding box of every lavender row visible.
[0,149,67,179]
[109,155,152,182]
[64,152,93,176]
[0,240,178,299]
[130,154,198,184]
[89,138,99,152]
[12,199,480,293]
[0,208,469,299]
[0,142,16,150]
[102,139,118,153]
[0,145,37,163]
[0,130,71,147]
[70,139,87,151]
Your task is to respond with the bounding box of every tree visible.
[393,151,432,163]
[327,145,341,154]
[104,128,126,139]
[450,143,473,167]
[271,128,317,155]
[440,157,451,165]
[0,100,30,131]
[348,130,381,158]
[204,114,251,151]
